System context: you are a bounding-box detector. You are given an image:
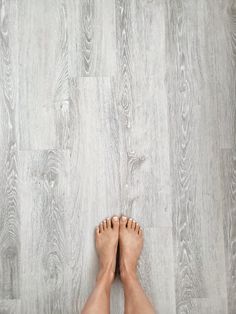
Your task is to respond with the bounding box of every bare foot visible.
[95,216,119,286]
[119,216,144,282]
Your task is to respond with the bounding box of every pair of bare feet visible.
[81,216,156,314]
[95,215,143,286]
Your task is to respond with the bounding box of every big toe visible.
[120,216,128,229]
[112,216,119,230]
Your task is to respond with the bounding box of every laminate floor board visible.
[196,1,228,309]
[68,0,116,77]
[166,0,229,313]
[19,150,70,314]
[122,76,171,228]
[18,0,69,150]
[216,0,236,149]
[0,0,20,304]
[115,0,171,227]
[68,77,122,313]
[220,150,236,314]
[0,300,20,314]
[138,227,175,314]
[166,0,206,311]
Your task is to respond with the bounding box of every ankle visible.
[120,268,138,284]
[96,266,114,288]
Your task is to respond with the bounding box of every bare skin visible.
[119,216,155,314]
[81,216,119,314]
[81,215,156,314]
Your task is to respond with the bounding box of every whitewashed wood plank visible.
[18,0,69,150]
[68,0,116,77]
[216,0,236,149]
[115,0,171,227]
[67,77,122,313]
[138,227,176,314]
[166,1,205,312]
[0,300,20,314]
[19,150,70,314]
[221,150,236,314]
[0,0,20,302]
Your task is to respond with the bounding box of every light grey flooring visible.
[0,0,235,313]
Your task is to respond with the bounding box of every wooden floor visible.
[0,0,235,313]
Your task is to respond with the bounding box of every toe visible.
[103,220,107,230]
[127,218,133,229]
[139,227,143,236]
[132,220,136,230]
[120,216,128,228]
[99,222,103,233]
[96,226,100,236]
[135,223,140,233]
[107,218,111,228]
[112,216,119,230]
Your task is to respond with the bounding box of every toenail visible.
[121,216,127,220]
[113,216,118,220]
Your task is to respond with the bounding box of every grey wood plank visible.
[68,0,116,77]
[19,150,70,314]
[115,0,171,227]
[216,0,236,149]
[116,0,165,78]
[166,0,229,312]
[0,300,20,314]
[68,77,122,313]
[221,150,236,314]
[116,75,172,228]
[190,298,228,314]
[18,0,69,150]
[138,228,176,314]
[166,0,206,311]
[115,0,134,181]
[195,1,228,309]
[0,0,20,302]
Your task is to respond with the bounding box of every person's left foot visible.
[95,216,119,286]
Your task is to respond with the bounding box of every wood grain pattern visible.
[216,0,236,149]
[0,300,20,314]
[138,228,175,313]
[68,0,116,77]
[19,150,70,314]
[128,75,171,228]
[68,77,121,313]
[166,0,206,312]
[221,150,236,314]
[166,0,229,312]
[115,1,172,228]
[115,0,134,216]
[196,1,227,310]
[18,0,69,150]
[0,0,20,301]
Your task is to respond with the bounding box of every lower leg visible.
[119,216,156,314]
[81,269,113,314]
[81,216,120,314]
[121,271,155,314]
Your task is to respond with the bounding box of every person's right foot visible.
[119,216,144,282]
[95,216,119,285]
